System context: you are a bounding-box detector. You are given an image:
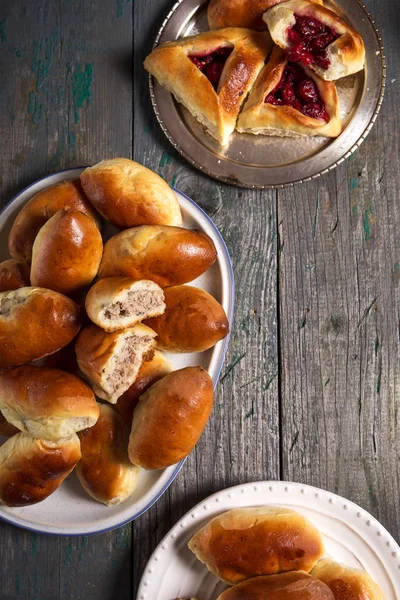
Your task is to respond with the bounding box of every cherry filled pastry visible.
[264,0,365,80]
[286,15,339,70]
[189,47,233,91]
[237,46,342,137]
[144,28,272,146]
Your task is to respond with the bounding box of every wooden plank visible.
[132,1,280,593]
[132,185,280,592]
[0,1,134,599]
[278,0,400,541]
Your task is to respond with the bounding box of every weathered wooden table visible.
[0,0,399,598]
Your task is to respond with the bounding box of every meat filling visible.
[105,335,154,397]
[103,289,164,321]
[0,291,27,316]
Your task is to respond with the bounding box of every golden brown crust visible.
[75,325,117,394]
[80,158,182,229]
[75,323,156,403]
[76,404,139,506]
[0,366,99,439]
[0,413,19,438]
[0,287,81,369]
[144,285,229,352]
[188,507,325,584]
[217,572,335,600]
[0,432,81,507]
[115,350,172,426]
[264,0,365,80]
[237,46,342,137]
[30,209,103,297]
[0,259,30,292]
[208,0,323,30]
[8,180,101,262]
[98,225,217,287]
[311,559,385,600]
[128,366,214,470]
[144,29,272,145]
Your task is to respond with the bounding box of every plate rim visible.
[148,0,386,189]
[0,167,235,537]
[137,479,400,599]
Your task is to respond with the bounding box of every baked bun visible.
[311,558,385,600]
[237,46,342,137]
[30,209,103,296]
[128,366,213,470]
[0,287,81,368]
[80,158,182,229]
[116,350,172,425]
[264,0,365,81]
[85,277,165,332]
[0,366,99,440]
[188,506,324,584]
[0,259,30,292]
[217,572,335,600]
[30,341,79,373]
[144,285,229,352]
[76,404,140,506]
[144,29,271,146]
[0,413,19,438]
[8,179,100,262]
[75,323,156,404]
[98,225,217,286]
[208,0,323,30]
[0,432,81,507]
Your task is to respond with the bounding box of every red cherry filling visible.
[286,14,339,70]
[189,47,233,90]
[265,63,329,122]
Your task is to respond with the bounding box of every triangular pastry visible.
[208,0,323,31]
[264,0,365,80]
[144,28,272,146]
[237,46,342,137]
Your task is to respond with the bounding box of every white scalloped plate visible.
[137,481,400,600]
[0,168,234,535]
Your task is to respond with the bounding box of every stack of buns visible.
[186,506,385,599]
[0,157,229,507]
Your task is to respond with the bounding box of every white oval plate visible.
[137,481,400,600]
[0,167,234,535]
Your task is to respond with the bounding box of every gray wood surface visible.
[0,1,134,599]
[278,0,400,538]
[0,0,398,599]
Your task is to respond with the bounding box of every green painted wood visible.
[0,1,133,599]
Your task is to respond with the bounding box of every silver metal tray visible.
[148,0,386,188]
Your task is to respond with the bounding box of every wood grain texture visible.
[277,0,400,541]
[0,0,399,598]
[0,1,133,599]
[132,2,279,591]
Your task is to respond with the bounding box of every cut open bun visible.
[85,278,165,332]
[75,324,156,404]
